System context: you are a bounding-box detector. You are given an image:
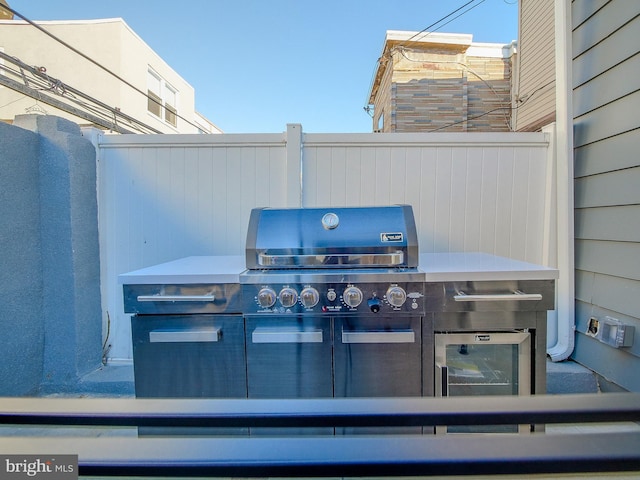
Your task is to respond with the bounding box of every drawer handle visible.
[137,293,216,302]
[454,290,542,302]
[252,328,323,344]
[341,329,415,344]
[149,327,221,343]
[258,252,404,267]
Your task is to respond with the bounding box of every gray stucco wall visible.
[0,121,44,395]
[0,115,102,395]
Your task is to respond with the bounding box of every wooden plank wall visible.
[97,130,550,362]
[572,0,640,391]
[515,0,557,131]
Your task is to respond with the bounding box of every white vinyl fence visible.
[96,125,552,363]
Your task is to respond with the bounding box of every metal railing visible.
[1,393,639,477]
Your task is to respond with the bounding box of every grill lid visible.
[245,205,419,269]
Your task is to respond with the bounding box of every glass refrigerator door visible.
[435,331,531,434]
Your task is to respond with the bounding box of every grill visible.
[245,205,419,269]
[241,205,424,314]
[240,205,426,434]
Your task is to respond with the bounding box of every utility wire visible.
[394,0,487,51]
[0,3,203,133]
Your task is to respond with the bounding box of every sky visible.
[5,0,518,133]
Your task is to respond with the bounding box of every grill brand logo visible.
[475,334,492,342]
[380,232,403,242]
[2,456,77,479]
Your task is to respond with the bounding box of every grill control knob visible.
[368,297,382,313]
[278,287,298,308]
[343,286,363,308]
[386,285,407,307]
[300,287,320,308]
[257,287,277,308]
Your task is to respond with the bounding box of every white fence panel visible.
[97,133,288,363]
[302,133,550,260]
[97,128,550,363]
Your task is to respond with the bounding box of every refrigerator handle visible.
[436,364,449,397]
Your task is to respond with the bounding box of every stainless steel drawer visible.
[124,283,241,314]
[441,280,555,312]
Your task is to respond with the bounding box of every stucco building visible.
[367,31,516,133]
[0,17,220,134]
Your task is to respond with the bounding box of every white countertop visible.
[118,253,558,285]
[419,252,558,281]
[118,255,246,284]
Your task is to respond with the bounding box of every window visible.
[147,70,162,117]
[164,84,177,127]
[147,68,178,127]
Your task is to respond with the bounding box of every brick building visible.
[367,31,516,133]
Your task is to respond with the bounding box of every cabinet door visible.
[246,316,333,435]
[334,317,422,398]
[245,316,333,399]
[132,314,246,398]
[334,316,422,435]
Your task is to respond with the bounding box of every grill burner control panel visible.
[242,283,425,315]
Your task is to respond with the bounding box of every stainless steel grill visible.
[240,205,426,434]
[245,205,419,270]
[241,205,424,316]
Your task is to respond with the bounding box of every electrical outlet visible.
[586,317,599,337]
[587,316,634,348]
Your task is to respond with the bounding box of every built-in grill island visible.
[120,205,558,436]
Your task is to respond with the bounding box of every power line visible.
[394,0,486,50]
[0,3,203,133]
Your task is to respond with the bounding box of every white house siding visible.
[96,129,551,363]
[515,0,556,131]
[572,0,640,391]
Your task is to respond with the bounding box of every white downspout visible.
[547,0,575,361]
